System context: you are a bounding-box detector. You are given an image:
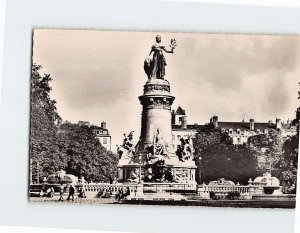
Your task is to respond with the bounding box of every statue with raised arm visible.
[144,35,177,80]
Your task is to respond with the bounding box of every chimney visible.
[275,118,281,129]
[101,121,106,129]
[181,115,187,129]
[171,110,175,125]
[249,119,255,131]
[211,115,218,128]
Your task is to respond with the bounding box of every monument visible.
[117,35,197,184]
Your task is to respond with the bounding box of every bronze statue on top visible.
[144,35,177,79]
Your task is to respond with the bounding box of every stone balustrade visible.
[197,184,259,199]
[80,182,197,197]
[202,184,250,193]
[81,183,139,197]
[143,182,197,193]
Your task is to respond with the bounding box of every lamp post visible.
[138,161,142,184]
[37,161,39,184]
[29,159,33,185]
[198,156,202,184]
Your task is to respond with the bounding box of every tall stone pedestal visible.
[117,78,196,184]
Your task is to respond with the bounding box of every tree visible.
[59,123,118,183]
[30,64,61,182]
[193,125,261,184]
[275,134,298,193]
[248,129,283,171]
[29,64,118,184]
[248,128,298,193]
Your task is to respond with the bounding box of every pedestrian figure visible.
[125,187,130,197]
[118,189,124,201]
[46,187,54,198]
[67,185,75,202]
[39,189,44,197]
[101,189,107,198]
[115,189,120,201]
[58,184,64,201]
[78,186,86,198]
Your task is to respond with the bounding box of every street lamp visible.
[198,156,202,184]
[29,159,33,185]
[37,161,39,184]
[138,161,142,184]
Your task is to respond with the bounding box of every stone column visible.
[137,79,175,153]
[248,185,255,199]
[117,168,123,182]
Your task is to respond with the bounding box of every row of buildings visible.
[79,106,298,152]
[171,106,298,148]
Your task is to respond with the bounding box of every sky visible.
[32,29,300,150]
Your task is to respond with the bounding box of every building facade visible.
[79,121,111,150]
[171,106,297,146]
[171,106,202,148]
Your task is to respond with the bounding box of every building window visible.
[229,129,233,135]
[103,138,107,144]
[177,135,181,140]
[97,130,99,134]
[103,131,108,135]
[237,129,240,134]
[172,135,175,140]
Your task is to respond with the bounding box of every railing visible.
[197,184,260,200]
[143,182,197,194]
[82,183,138,194]
[202,185,250,194]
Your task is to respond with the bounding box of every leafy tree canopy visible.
[193,125,261,185]
[30,64,118,184]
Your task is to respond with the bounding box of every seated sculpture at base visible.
[153,128,168,155]
[147,128,169,162]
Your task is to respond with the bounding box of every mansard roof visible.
[218,121,276,131]
[172,124,204,131]
[90,125,109,131]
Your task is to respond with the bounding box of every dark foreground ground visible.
[29,197,296,209]
[121,199,296,208]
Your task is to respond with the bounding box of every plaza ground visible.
[29,196,296,208]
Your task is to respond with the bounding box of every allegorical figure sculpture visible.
[117,131,135,159]
[177,135,195,161]
[144,35,177,79]
[153,128,168,156]
[127,168,140,183]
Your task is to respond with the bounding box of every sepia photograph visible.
[29,29,299,208]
